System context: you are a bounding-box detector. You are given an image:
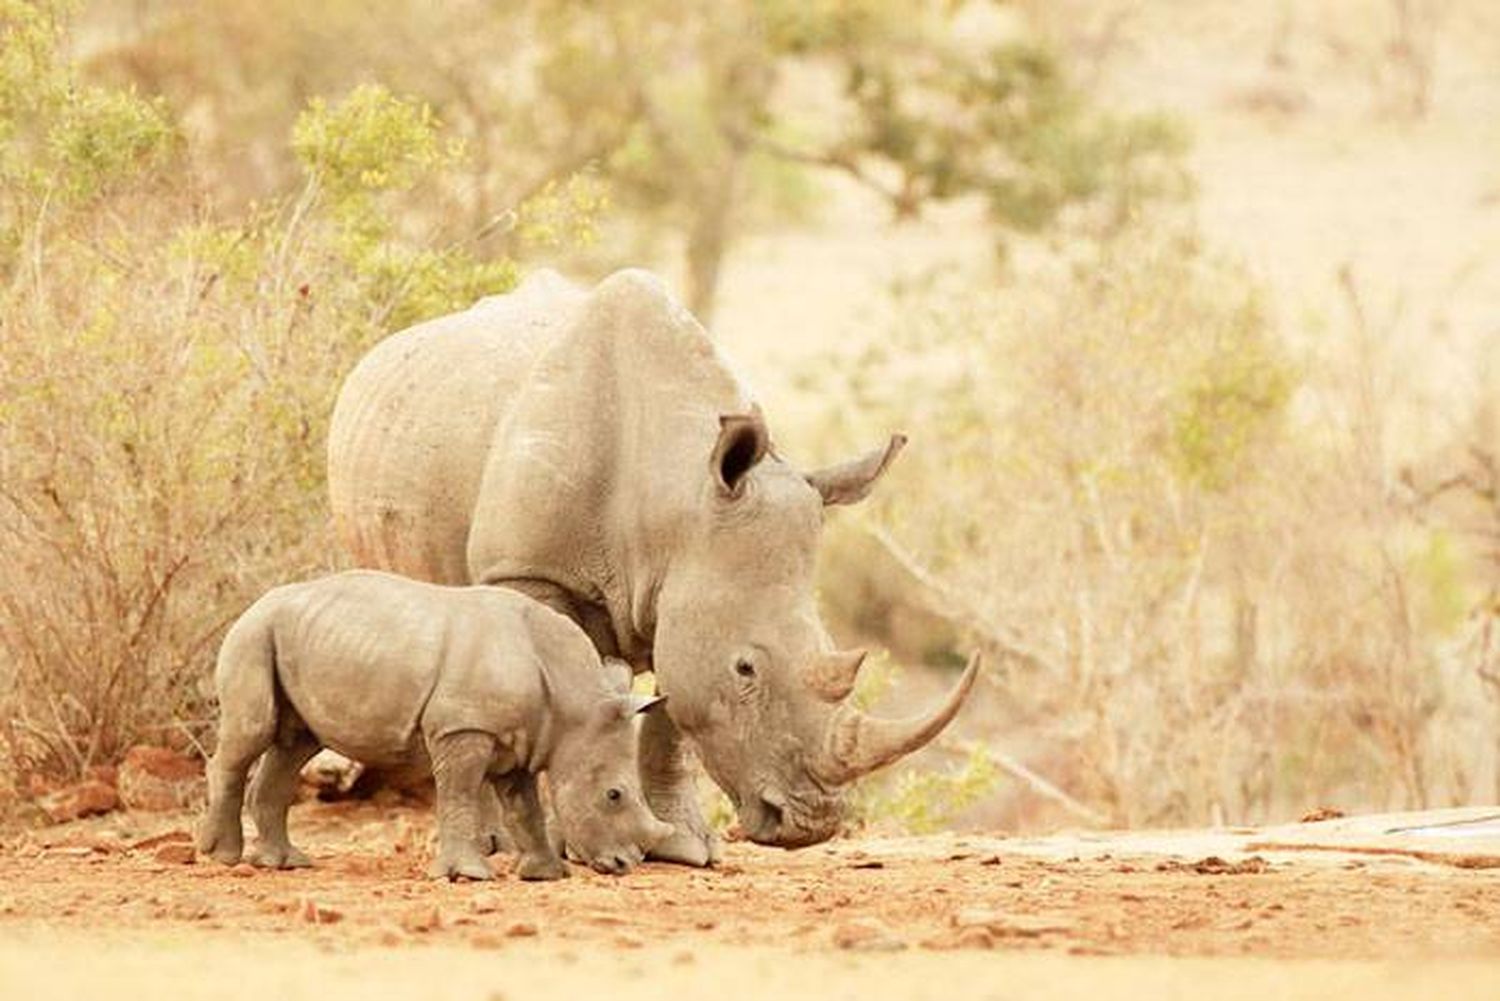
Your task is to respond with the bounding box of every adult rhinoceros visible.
[326,268,978,864]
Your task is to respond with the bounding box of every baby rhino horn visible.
[623,693,667,716]
[802,649,868,703]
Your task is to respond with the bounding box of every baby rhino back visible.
[269,572,526,763]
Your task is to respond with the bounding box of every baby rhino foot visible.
[516,851,569,881]
[428,848,493,882]
[197,822,243,866]
[248,842,313,869]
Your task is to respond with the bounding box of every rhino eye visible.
[606,787,623,803]
[734,659,756,679]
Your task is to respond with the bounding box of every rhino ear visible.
[601,656,634,695]
[806,434,907,506]
[711,407,770,498]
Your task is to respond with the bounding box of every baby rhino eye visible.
[734,659,755,679]
[606,787,623,803]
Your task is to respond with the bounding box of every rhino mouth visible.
[587,846,644,875]
[737,785,842,848]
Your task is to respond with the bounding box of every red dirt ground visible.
[3,799,1498,963]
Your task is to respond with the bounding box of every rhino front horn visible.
[816,652,982,785]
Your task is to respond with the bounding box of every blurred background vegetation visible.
[2,0,1497,833]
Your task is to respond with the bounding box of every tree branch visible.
[857,521,1060,676]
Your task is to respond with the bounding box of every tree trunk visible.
[684,144,743,325]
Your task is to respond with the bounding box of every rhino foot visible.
[247,842,313,869]
[516,851,569,881]
[646,823,721,868]
[196,828,243,866]
[429,849,494,882]
[478,828,511,857]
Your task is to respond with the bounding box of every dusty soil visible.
[3,802,1499,999]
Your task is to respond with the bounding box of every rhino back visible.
[463,270,752,655]
[267,572,458,762]
[327,270,586,584]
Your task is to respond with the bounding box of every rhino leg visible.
[246,726,320,869]
[477,784,514,856]
[639,709,721,867]
[198,732,271,866]
[427,731,496,881]
[494,772,568,881]
[199,624,281,866]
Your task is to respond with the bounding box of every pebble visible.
[469,932,506,950]
[831,917,906,952]
[153,843,196,866]
[950,908,1074,938]
[503,919,538,938]
[401,905,443,934]
[469,892,502,914]
[299,898,344,924]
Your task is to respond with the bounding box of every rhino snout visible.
[590,846,644,876]
[739,788,842,848]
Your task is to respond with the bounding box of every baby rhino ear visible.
[600,656,634,695]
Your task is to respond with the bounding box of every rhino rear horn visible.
[806,434,907,506]
[803,648,868,703]
[815,652,981,785]
[712,407,770,498]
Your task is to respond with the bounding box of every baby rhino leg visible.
[427,731,496,881]
[198,725,272,865]
[199,616,280,864]
[246,719,320,869]
[495,772,568,881]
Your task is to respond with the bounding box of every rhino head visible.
[548,685,678,874]
[653,413,981,847]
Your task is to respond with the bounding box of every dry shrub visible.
[815,229,1496,829]
[0,15,522,785]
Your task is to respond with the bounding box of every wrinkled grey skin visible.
[327,269,979,863]
[198,570,673,879]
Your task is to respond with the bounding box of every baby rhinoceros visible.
[197,570,674,880]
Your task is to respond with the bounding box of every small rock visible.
[154,843,196,866]
[585,910,626,926]
[41,846,96,858]
[503,919,538,938]
[131,830,194,853]
[469,892,502,915]
[832,917,906,952]
[951,909,1074,938]
[401,905,442,934]
[614,933,644,949]
[1300,807,1345,823]
[300,898,344,924]
[231,863,256,878]
[118,745,204,812]
[1156,855,1269,876]
[38,780,119,824]
[469,932,506,950]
